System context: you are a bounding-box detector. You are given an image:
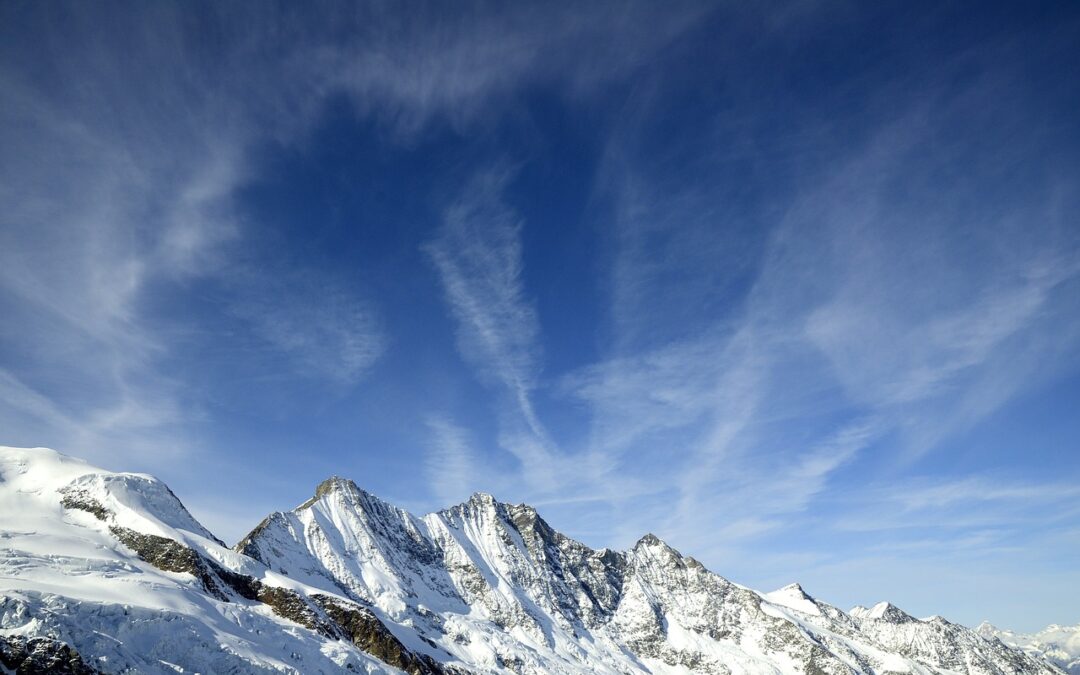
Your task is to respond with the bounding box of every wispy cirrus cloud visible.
[322,2,709,137]
[557,35,1080,572]
[0,5,386,468]
[0,0,713,542]
[842,475,1080,529]
[422,170,559,487]
[227,270,387,386]
[423,416,489,506]
[3,0,1078,632]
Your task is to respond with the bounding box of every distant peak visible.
[633,533,681,556]
[468,491,498,505]
[851,601,914,623]
[636,532,662,547]
[510,501,537,515]
[312,475,362,500]
[764,582,821,616]
[774,582,814,601]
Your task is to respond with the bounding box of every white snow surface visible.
[0,446,1064,675]
[237,473,1060,675]
[0,446,402,674]
[978,621,1080,674]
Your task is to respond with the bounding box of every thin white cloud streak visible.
[404,16,1080,576]
[559,51,1080,565]
[788,471,1080,631]
[0,72,217,465]
[828,475,1080,534]
[0,1,713,500]
[0,371,77,435]
[3,7,1076,622]
[423,171,560,488]
[420,172,679,508]
[321,2,709,138]
[423,416,493,507]
[424,172,540,397]
[667,414,884,549]
[228,271,387,386]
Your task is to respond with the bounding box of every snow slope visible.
[239,474,1060,675]
[0,446,1063,674]
[0,446,422,674]
[978,622,1080,674]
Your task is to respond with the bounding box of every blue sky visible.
[2,1,1079,632]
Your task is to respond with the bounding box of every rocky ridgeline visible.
[0,447,1066,674]
[237,476,1063,675]
[59,487,448,675]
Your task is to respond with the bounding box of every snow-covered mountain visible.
[0,447,440,674]
[977,622,1080,674]
[0,446,1064,674]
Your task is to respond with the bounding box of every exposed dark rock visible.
[103,521,458,674]
[0,635,101,675]
[256,585,337,637]
[234,513,279,562]
[108,525,229,600]
[211,560,263,601]
[313,594,451,675]
[58,492,109,522]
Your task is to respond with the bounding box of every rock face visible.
[978,622,1080,674]
[0,635,100,675]
[238,476,1063,675]
[0,446,423,674]
[0,446,1065,675]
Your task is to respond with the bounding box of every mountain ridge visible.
[977,621,1080,675]
[0,445,1066,675]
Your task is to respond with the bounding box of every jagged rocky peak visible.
[506,501,559,539]
[633,532,684,559]
[635,532,664,547]
[455,490,505,517]
[433,490,502,521]
[312,474,363,500]
[468,490,498,505]
[764,582,822,616]
[300,474,404,517]
[438,490,534,531]
[506,500,536,521]
[772,582,812,600]
[452,493,560,541]
[778,582,817,602]
[976,621,1001,636]
[3,446,1066,675]
[851,600,915,623]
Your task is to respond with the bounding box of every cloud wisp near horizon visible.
[2,1,1079,632]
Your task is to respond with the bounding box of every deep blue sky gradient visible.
[2,1,1079,632]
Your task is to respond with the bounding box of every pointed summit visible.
[467,491,499,507]
[314,475,361,499]
[975,621,999,634]
[434,491,503,523]
[298,475,376,510]
[632,533,686,564]
[5,445,1063,675]
[851,601,914,623]
[635,532,663,548]
[764,582,821,616]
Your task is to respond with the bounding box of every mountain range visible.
[0,446,1069,674]
[977,623,1080,675]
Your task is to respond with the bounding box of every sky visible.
[1,0,1079,633]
